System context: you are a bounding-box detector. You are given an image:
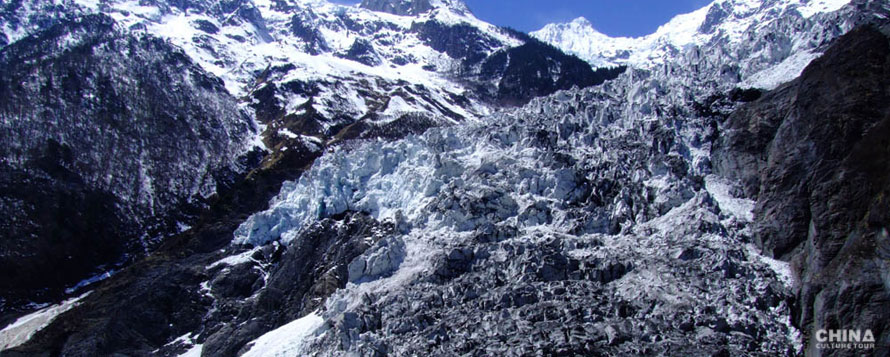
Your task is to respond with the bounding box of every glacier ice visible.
[223,1,890,355]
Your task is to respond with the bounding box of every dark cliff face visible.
[0,14,254,310]
[714,25,890,355]
[1,1,72,50]
[410,21,500,65]
[408,21,610,106]
[479,34,626,106]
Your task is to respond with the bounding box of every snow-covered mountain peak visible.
[533,0,865,88]
[531,1,716,68]
[571,16,590,25]
[534,0,856,65]
[531,16,634,68]
[566,16,592,28]
[359,0,470,16]
[550,16,609,38]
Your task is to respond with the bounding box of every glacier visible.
[230,66,783,354]
[2,0,889,355]
[226,0,890,355]
[0,0,605,313]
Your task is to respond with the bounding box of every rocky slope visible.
[0,12,256,310]
[2,0,889,356]
[714,24,890,355]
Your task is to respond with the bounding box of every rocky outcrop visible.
[714,25,890,355]
[3,135,322,356]
[338,39,382,67]
[201,212,392,357]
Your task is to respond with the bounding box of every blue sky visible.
[463,0,713,36]
[339,0,714,37]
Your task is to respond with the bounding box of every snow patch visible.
[65,269,116,294]
[178,344,203,357]
[382,95,414,118]
[797,0,851,18]
[705,175,755,221]
[208,245,269,269]
[741,51,821,90]
[279,128,299,139]
[747,244,795,287]
[0,292,91,351]
[73,0,101,10]
[241,311,325,357]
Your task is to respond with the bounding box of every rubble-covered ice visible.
[232,66,800,354]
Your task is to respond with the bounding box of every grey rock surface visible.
[714,25,890,356]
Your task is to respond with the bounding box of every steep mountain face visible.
[2,0,889,356]
[3,0,603,139]
[478,31,626,106]
[0,13,255,309]
[713,25,890,355]
[359,0,472,17]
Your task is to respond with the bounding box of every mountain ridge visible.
[532,0,859,86]
[359,0,472,16]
